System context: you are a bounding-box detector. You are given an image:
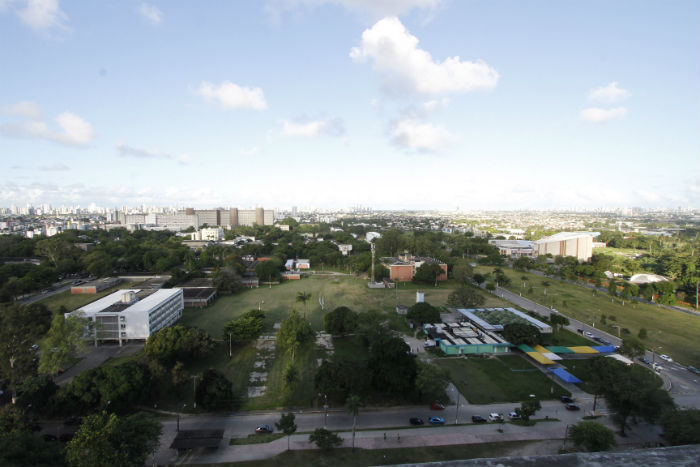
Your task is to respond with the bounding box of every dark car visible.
[471,415,487,423]
[255,424,273,434]
[687,366,700,375]
[430,401,445,410]
[565,403,580,411]
[560,395,574,403]
[428,416,445,425]
[409,417,424,425]
[638,356,651,364]
[577,328,584,334]
[42,434,58,442]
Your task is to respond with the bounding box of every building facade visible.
[534,232,594,261]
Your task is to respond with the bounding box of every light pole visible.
[612,325,621,338]
[652,346,662,364]
[454,390,460,425]
[258,300,264,311]
[323,394,328,428]
[192,376,199,408]
[228,332,232,357]
[177,403,186,432]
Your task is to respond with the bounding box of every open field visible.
[476,266,700,366]
[36,281,141,313]
[434,355,570,404]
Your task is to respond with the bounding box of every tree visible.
[14,375,58,417]
[413,263,443,284]
[309,428,342,451]
[492,268,511,286]
[284,364,299,386]
[82,250,115,277]
[452,259,474,284]
[195,369,234,410]
[323,306,359,336]
[406,302,440,325]
[223,310,265,344]
[502,323,542,346]
[515,398,541,423]
[275,412,297,450]
[473,273,486,285]
[345,394,363,450]
[619,336,645,358]
[0,303,52,390]
[568,421,616,452]
[65,411,162,467]
[256,259,281,282]
[549,314,569,331]
[277,310,314,359]
[315,358,370,402]
[38,313,91,376]
[295,291,312,318]
[659,408,700,446]
[212,265,242,293]
[415,361,448,403]
[145,325,214,365]
[513,257,532,271]
[0,430,65,467]
[368,335,417,396]
[446,285,485,308]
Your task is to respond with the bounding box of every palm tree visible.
[345,394,363,450]
[296,291,312,318]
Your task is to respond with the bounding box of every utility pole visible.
[455,391,460,424]
[192,376,199,408]
[228,333,232,357]
[370,242,375,283]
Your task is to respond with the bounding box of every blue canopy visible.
[591,346,616,353]
[549,367,582,384]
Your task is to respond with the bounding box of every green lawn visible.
[435,355,570,404]
[36,281,141,313]
[477,266,700,366]
[209,441,539,467]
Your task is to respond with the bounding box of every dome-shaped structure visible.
[629,273,668,285]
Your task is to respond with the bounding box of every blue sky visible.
[1,0,698,210]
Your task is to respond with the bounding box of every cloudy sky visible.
[1,0,698,210]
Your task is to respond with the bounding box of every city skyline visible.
[1,1,698,210]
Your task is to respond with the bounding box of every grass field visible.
[434,355,570,404]
[36,281,141,313]
[476,266,700,366]
[204,441,540,467]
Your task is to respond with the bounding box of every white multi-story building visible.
[190,227,224,241]
[69,288,183,345]
[534,232,594,261]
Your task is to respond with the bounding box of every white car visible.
[658,354,673,362]
[653,363,663,372]
[488,413,503,422]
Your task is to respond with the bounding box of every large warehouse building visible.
[533,232,595,261]
[68,288,184,345]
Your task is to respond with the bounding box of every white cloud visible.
[588,82,630,103]
[116,143,191,165]
[350,17,499,95]
[580,107,627,123]
[39,162,69,171]
[138,3,162,25]
[16,0,68,32]
[1,105,94,146]
[390,116,455,152]
[196,81,267,111]
[2,101,42,119]
[280,117,345,138]
[267,0,442,21]
[422,97,449,112]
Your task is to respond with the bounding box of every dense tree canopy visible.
[368,335,417,396]
[406,302,441,325]
[446,285,485,308]
[659,408,700,446]
[323,306,359,336]
[144,325,215,365]
[195,369,235,410]
[223,310,265,344]
[502,323,542,346]
[569,421,617,452]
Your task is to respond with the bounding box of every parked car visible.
[471,415,487,423]
[409,417,424,425]
[430,401,445,410]
[584,331,594,338]
[565,403,580,411]
[255,424,273,434]
[488,413,503,422]
[508,411,521,420]
[658,354,673,362]
[42,434,58,442]
[653,363,663,372]
[560,395,574,403]
[428,416,445,425]
[687,366,700,375]
[577,328,584,334]
[638,356,651,364]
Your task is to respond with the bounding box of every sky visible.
[0,0,698,211]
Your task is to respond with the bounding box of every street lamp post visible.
[323,394,329,428]
[652,346,662,364]
[228,332,232,357]
[177,404,186,432]
[455,390,460,424]
[612,325,621,337]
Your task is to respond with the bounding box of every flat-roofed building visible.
[488,240,536,258]
[69,288,183,345]
[534,232,594,261]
